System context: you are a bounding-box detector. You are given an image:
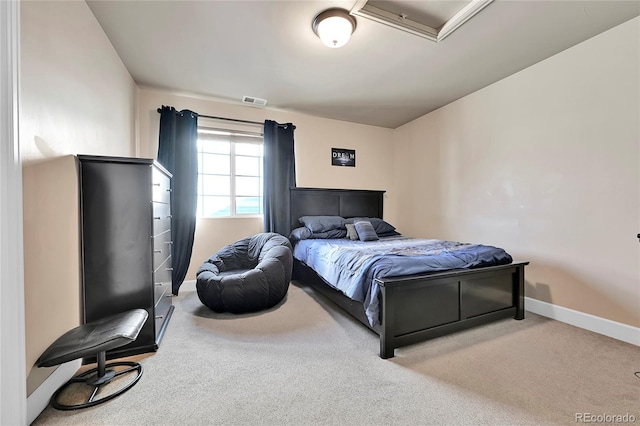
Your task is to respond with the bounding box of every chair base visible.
[50,360,143,410]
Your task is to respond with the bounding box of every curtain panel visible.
[157,105,198,295]
[263,120,296,236]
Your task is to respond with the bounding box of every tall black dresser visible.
[78,155,174,359]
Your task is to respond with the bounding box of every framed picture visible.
[331,148,355,167]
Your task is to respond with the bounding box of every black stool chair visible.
[36,309,148,410]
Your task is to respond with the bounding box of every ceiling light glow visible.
[312,8,357,48]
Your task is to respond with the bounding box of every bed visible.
[289,187,528,358]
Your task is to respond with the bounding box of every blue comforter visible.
[292,236,513,327]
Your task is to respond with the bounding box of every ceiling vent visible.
[242,96,268,107]
[350,0,493,43]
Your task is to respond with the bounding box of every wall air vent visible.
[242,96,268,107]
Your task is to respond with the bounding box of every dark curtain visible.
[157,105,198,295]
[263,120,296,235]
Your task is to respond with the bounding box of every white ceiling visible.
[86,0,640,129]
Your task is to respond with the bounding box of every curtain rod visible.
[156,108,262,126]
[156,108,292,128]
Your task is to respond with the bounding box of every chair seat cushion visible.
[196,233,293,313]
[36,309,148,368]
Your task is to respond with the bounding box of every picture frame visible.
[331,148,355,167]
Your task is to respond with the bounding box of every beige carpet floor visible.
[33,282,640,425]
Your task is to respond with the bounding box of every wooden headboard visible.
[289,187,385,234]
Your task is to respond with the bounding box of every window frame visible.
[196,126,264,218]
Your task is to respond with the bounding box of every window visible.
[197,127,263,217]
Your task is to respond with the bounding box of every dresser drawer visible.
[154,255,173,284]
[154,279,169,307]
[152,202,171,235]
[154,290,172,334]
[152,183,171,204]
[152,168,171,204]
[153,230,172,266]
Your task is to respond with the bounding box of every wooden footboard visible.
[293,259,528,358]
[377,262,528,358]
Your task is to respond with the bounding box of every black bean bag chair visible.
[196,233,293,314]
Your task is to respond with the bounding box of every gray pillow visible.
[298,216,346,233]
[345,223,359,240]
[354,220,378,242]
[310,229,347,239]
[346,217,396,235]
[369,218,396,235]
[289,227,312,241]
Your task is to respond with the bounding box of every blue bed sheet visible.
[292,236,513,327]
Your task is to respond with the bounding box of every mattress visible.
[292,236,513,326]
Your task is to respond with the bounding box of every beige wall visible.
[20,0,137,384]
[137,89,395,282]
[22,156,80,392]
[393,18,640,327]
[20,1,136,163]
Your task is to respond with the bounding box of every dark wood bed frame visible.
[289,187,528,358]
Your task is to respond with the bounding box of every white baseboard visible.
[26,360,80,424]
[180,279,196,292]
[525,297,640,346]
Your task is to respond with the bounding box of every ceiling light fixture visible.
[312,8,357,48]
